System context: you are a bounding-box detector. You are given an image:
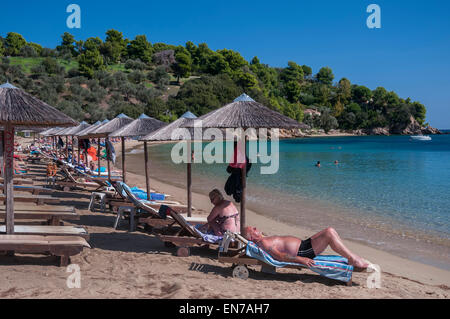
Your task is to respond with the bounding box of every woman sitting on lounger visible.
[200,189,240,236]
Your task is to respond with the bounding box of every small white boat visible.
[410,135,432,141]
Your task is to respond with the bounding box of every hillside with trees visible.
[0,30,435,134]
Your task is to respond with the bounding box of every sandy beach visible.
[0,137,449,299]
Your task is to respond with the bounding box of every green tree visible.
[217,49,247,72]
[101,29,128,63]
[280,61,304,83]
[173,50,192,83]
[0,39,4,57]
[78,49,104,78]
[58,32,77,56]
[320,109,339,133]
[250,56,260,65]
[411,101,426,125]
[301,65,312,78]
[333,99,344,117]
[206,53,230,75]
[41,57,64,75]
[28,42,43,56]
[236,72,258,92]
[284,80,301,102]
[352,85,373,105]
[5,32,27,56]
[127,35,153,63]
[337,78,352,104]
[316,67,334,86]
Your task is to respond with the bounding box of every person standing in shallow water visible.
[316,161,321,167]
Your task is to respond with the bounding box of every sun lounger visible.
[0,194,60,206]
[116,182,198,230]
[0,235,90,266]
[118,181,182,206]
[0,178,34,185]
[0,207,79,225]
[153,205,214,257]
[0,225,89,240]
[108,181,189,215]
[54,167,107,192]
[218,231,354,286]
[0,184,52,196]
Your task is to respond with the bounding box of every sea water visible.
[126,134,450,270]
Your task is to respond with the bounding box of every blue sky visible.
[1,0,449,128]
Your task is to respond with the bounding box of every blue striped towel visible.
[246,241,353,283]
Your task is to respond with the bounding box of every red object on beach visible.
[87,147,98,161]
[229,146,246,169]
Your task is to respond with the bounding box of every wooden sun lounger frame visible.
[217,231,353,286]
[154,206,215,257]
[0,195,60,206]
[54,167,107,192]
[0,184,52,196]
[0,235,90,267]
[0,226,89,240]
[0,207,79,225]
[107,182,187,214]
[0,178,34,185]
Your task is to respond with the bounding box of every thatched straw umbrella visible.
[75,121,102,169]
[53,126,73,159]
[40,127,64,152]
[141,112,197,215]
[57,121,90,163]
[183,94,307,233]
[0,82,77,234]
[110,114,166,184]
[82,114,134,180]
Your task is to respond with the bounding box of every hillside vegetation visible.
[0,31,428,133]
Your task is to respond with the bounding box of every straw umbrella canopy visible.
[82,114,134,180]
[38,127,63,152]
[75,121,102,137]
[183,94,308,233]
[110,114,166,184]
[0,82,77,234]
[75,121,102,167]
[56,121,91,161]
[141,112,197,214]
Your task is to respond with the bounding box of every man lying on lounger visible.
[243,226,369,270]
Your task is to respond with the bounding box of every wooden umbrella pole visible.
[0,132,4,180]
[144,141,151,201]
[66,136,69,159]
[122,136,126,183]
[187,140,192,217]
[85,140,89,168]
[77,139,80,164]
[97,138,101,177]
[240,135,248,234]
[4,123,15,235]
[71,136,75,163]
[106,137,111,181]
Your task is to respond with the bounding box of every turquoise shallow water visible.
[126,134,450,269]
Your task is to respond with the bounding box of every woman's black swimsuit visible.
[216,213,239,233]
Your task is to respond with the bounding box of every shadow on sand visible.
[188,262,353,286]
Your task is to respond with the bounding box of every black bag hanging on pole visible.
[224,157,252,203]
